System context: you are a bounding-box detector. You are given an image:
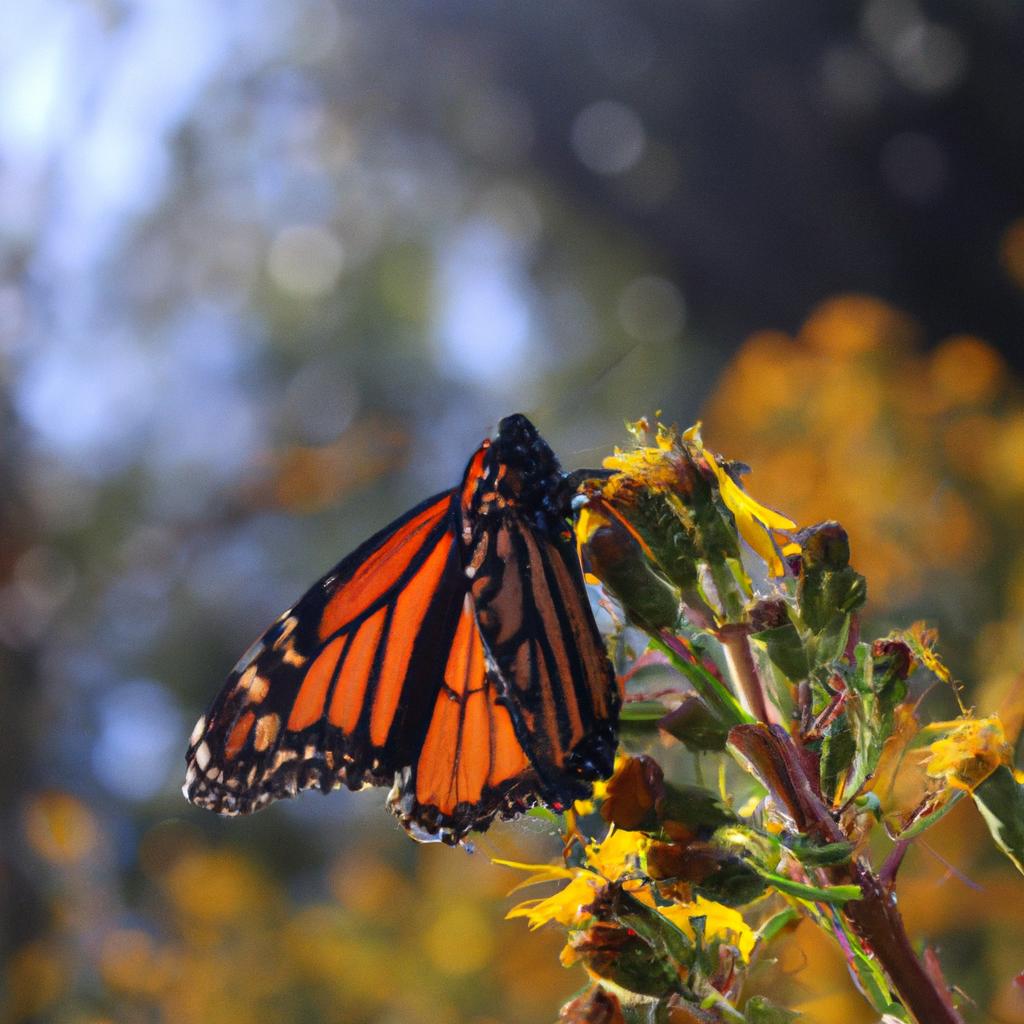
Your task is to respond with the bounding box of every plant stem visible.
[717,623,772,725]
[730,724,965,1024]
[840,863,963,1024]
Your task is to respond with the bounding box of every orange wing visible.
[184,489,543,840]
[388,593,540,839]
[469,517,619,805]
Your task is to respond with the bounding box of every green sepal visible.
[796,522,867,635]
[585,521,682,632]
[576,884,694,998]
[692,858,767,908]
[781,834,855,867]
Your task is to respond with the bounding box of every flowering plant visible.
[499,419,1024,1024]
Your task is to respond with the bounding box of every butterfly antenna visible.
[524,340,647,430]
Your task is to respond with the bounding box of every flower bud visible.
[583,521,681,631]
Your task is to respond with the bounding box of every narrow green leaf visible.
[756,870,862,904]
[650,635,753,728]
[754,907,800,946]
[620,700,672,721]
[972,764,1024,876]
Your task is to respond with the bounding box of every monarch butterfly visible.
[184,414,620,843]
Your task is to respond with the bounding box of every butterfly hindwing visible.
[386,593,545,839]
[463,482,619,808]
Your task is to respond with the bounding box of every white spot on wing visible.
[195,742,211,770]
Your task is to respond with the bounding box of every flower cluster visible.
[500,418,1024,1024]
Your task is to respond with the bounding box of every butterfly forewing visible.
[184,491,460,813]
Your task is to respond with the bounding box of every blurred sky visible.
[2,2,1024,1022]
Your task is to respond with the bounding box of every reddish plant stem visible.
[840,865,963,1024]
[730,724,964,1024]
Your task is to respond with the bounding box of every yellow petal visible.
[659,896,756,960]
[584,827,648,880]
[505,874,604,929]
[922,714,1012,792]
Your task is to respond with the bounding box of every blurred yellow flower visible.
[923,714,1013,792]
[23,791,98,865]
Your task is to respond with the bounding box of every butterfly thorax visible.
[463,413,569,539]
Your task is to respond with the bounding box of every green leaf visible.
[820,713,855,803]
[971,765,1024,876]
[659,783,738,831]
[743,995,801,1022]
[621,700,672,721]
[756,870,862,904]
[750,622,809,683]
[525,805,562,825]
[659,694,731,751]
[754,907,800,946]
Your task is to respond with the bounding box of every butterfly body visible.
[185,414,619,843]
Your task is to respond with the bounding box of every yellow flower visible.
[922,714,1013,792]
[496,826,648,930]
[584,827,648,880]
[598,419,796,577]
[659,896,757,961]
[504,873,605,930]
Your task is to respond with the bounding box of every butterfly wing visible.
[386,591,543,840]
[468,516,619,809]
[460,414,621,810]
[184,485,546,841]
[185,414,620,843]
